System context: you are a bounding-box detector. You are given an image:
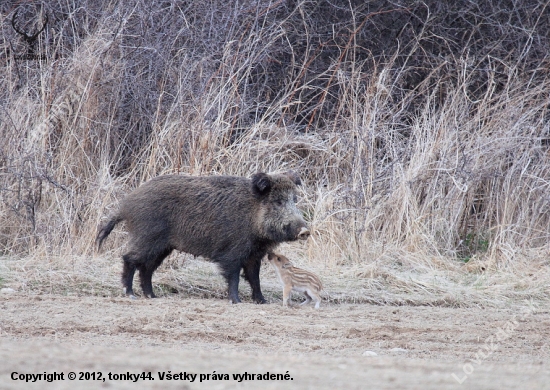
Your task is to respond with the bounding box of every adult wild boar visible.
[96,172,310,303]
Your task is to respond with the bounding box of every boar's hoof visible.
[297,227,311,240]
[229,297,242,304]
[254,297,267,304]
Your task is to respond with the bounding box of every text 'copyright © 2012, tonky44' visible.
[10,371,294,383]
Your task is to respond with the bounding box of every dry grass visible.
[1,0,549,306]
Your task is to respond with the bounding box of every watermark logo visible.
[451,300,539,384]
[10,8,48,61]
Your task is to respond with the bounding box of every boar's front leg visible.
[242,255,266,304]
[222,262,242,304]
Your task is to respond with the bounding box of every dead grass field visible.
[1,291,549,390]
[1,255,550,389]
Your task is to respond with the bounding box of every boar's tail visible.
[96,216,122,251]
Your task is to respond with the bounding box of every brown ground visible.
[0,293,549,389]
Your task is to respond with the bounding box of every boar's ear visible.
[285,170,302,186]
[252,172,272,196]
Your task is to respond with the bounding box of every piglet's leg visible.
[300,291,312,306]
[308,289,322,309]
[282,285,292,307]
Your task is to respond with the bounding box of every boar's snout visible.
[297,226,310,240]
[282,223,310,241]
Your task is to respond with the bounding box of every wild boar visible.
[97,172,310,303]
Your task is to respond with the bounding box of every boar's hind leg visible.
[242,255,266,304]
[121,255,138,299]
[138,246,173,298]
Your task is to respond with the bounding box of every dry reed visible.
[1,0,549,306]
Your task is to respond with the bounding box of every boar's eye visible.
[275,199,284,206]
[293,195,297,203]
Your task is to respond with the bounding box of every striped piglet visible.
[267,252,322,309]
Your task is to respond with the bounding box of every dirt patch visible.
[1,293,549,389]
